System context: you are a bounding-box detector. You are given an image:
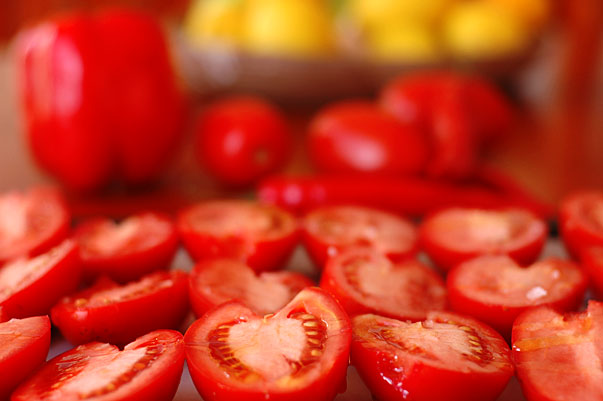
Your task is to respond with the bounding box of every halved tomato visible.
[177,200,299,272]
[0,239,81,318]
[74,212,179,283]
[302,205,418,269]
[11,330,185,401]
[320,248,446,321]
[512,301,603,401]
[0,187,70,264]
[420,207,547,271]
[189,258,314,317]
[51,270,189,346]
[559,191,603,259]
[583,247,603,298]
[184,287,351,401]
[448,255,587,336]
[351,312,514,401]
[0,315,50,400]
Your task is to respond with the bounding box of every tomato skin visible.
[559,191,603,259]
[195,96,292,187]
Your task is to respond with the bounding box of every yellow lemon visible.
[349,0,452,29]
[184,0,244,46]
[489,0,551,32]
[368,23,442,63]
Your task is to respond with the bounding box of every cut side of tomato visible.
[320,248,446,321]
[12,330,185,401]
[189,258,314,317]
[352,312,513,401]
[0,239,81,318]
[448,255,587,336]
[420,207,547,271]
[560,191,603,259]
[0,187,70,264]
[302,205,418,268]
[583,247,603,298]
[74,212,179,283]
[185,287,351,401]
[51,270,189,346]
[512,301,603,401]
[178,200,299,272]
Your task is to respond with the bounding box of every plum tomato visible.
[559,191,603,259]
[583,247,603,298]
[351,312,514,401]
[184,288,351,401]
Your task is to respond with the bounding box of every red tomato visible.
[512,301,603,401]
[0,187,69,264]
[420,207,547,271]
[189,258,313,317]
[74,212,179,283]
[320,248,446,321]
[302,205,418,268]
[184,288,351,401]
[559,191,603,259]
[51,270,189,345]
[0,315,50,400]
[351,312,514,401]
[12,329,185,401]
[195,96,292,187]
[308,101,429,176]
[0,239,81,318]
[448,255,587,336]
[583,247,603,297]
[177,200,299,272]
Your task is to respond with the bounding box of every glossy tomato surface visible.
[420,207,547,271]
[559,191,603,259]
[512,301,603,401]
[51,270,189,345]
[185,288,351,401]
[12,330,185,401]
[302,205,418,268]
[189,258,313,317]
[196,96,292,187]
[74,212,179,283]
[0,239,81,318]
[178,200,299,272]
[320,248,446,321]
[448,255,587,336]
[0,187,69,264]
[351,312,514,401]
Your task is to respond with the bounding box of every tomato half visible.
[420,207,547,271]
[448,255,587,336]
[320,248,446,321]
[559,191,603,259]
[189,258,314,317]
[583,247,603,298]
[74,212,179,283]
[177,200,299,272]
[302,205,418,268]
[51,270,189,345]
[0,187,69,264]
[351,312,514,401]
[0,239,81,318]
[0,315,50,400]
[512,301,603,401]
[12,330,185,401]
[184,287,351,401]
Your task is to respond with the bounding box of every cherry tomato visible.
[189,258,313,317]
[0,239,81,318]
[51,270,189,346]
[12,330,185,401]
[512,301,603,401]
[184,287,351,401]
[420,207,547,271]
[0,315,50,400]
[195,96,292,187]
[302,205,418,268]
[583,247,603,298]
[74,212,179,283]
[448,255,587,336]
[177,200,299,272]
[308,101,429,176]
[351,312,514,401]
[559,191,603,259]
[0,187,69,264]
[320,248,446,321]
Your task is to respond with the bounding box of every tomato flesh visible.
[583,247,603,298]
[560,191,603,259]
